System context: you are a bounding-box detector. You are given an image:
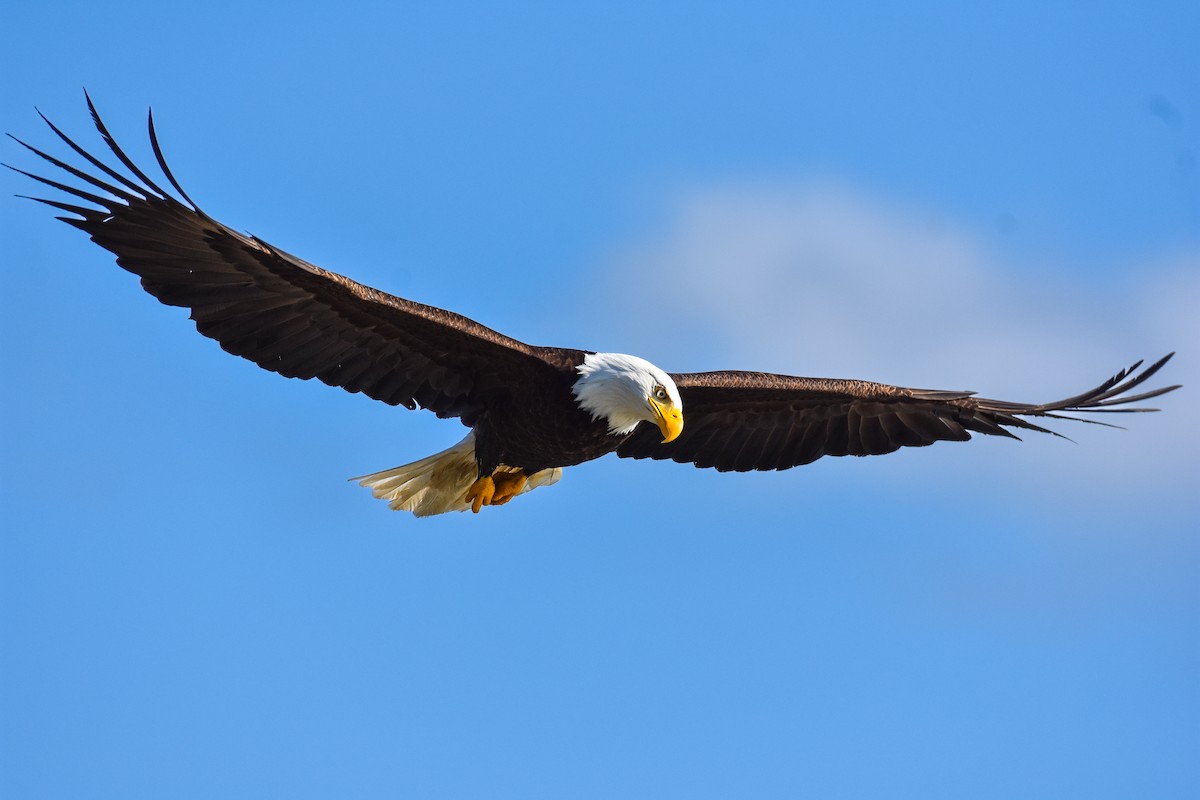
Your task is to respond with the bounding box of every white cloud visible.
[597,179,1199,495]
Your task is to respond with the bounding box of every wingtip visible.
[84,88,99,120]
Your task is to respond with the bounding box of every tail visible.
[350,433,563,517]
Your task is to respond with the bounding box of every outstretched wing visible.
[7,94,574,426]
[616,356,1179,471]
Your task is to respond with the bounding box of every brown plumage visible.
[616,363,1178,471]
[5,94,1181,515]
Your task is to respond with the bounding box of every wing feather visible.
[788,417,830,467]
[617,358,1179,472]
[10,95,574,423]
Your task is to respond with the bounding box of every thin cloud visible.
[597,180,1197,494]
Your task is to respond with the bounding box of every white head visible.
[572,352,684,441]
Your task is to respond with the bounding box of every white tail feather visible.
[350,432,563,517]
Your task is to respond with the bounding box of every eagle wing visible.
[616,357,1179,471]
[9,95,574,425]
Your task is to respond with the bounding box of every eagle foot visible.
[464,475,495,513]
[490,471,528,506]
[464,471,528,512]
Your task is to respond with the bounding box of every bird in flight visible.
[7,94,1180,516]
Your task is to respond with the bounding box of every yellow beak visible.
[650,398,684,443]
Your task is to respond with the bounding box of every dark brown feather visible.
[10,95,584,432]
[617,359,1179,472]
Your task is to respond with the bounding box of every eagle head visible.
[573,352,684,442]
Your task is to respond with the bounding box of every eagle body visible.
[470,350,613,475]
[355,351,682,515]
[8,95,1179,517]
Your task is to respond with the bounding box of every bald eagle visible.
[8,96,1180,516]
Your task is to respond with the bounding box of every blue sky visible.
[2,2,1198,798]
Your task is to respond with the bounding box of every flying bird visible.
[7,96,1180,516]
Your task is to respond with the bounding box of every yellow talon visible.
[490,471,527,506]
[464,475,495,513]
[463,471,527,512]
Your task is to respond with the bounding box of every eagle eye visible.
[653,386,668,402]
